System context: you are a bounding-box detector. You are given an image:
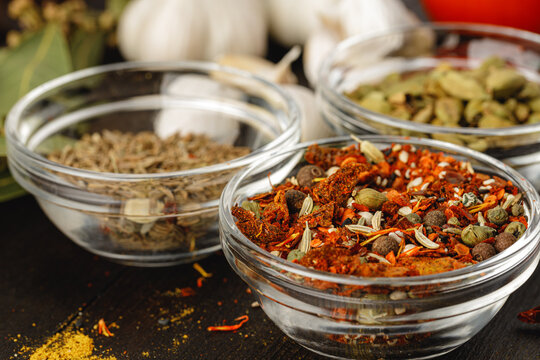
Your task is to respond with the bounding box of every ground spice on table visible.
[233,140,528,277]
[21,330,116,360]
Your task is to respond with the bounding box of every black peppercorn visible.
[372,236,399,256]
[471,242,496,261]
[297,165,325,188]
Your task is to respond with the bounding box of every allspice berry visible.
[494,232,517,252]
[372,236,399,256]
[423,210,446,227]
[285,189,307,213]
[472,242,496,261]
[297,165,325,188]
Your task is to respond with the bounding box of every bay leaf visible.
[35,134,78,154]
[106,0,131,19]
[70,28,106,70]
[0,24,72,117]
[0,170,26,202]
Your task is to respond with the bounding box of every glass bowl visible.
[219,135,540,359]
[6,62,300,267]
[317,23,540,189]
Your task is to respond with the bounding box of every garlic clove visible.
[303,17,342,86]
[282,84,334,141]
[154,74,242,144]
[216,45,300,84]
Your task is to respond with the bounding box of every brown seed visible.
[372,236,399,256]
[285,189,307,213]
[443,170,466,184]
[494,232,517,252]
[297,165,325,188]
[423,210,446,227]
[471,242,496,261]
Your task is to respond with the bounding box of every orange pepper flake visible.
[310,239,323,248]
[455,243,470,256]
[97,319,114,337]
[385,251,396,265]
[207,315,249,332]
[193,263,212,278]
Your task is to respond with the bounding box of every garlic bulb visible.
[118,0,267,61]
[265,0,340,47]
[303,0,420,86]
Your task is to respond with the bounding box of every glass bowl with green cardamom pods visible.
[318,23,540,188]
[5,62,300,266]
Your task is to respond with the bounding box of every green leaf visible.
[0,24,72,118]
[106,0,131,19]
[70,28,106,70]
[0,170,26,202]
[0,137,5,157]
[34,134,78,154]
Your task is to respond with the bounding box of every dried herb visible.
[47,130,250,252]
[232,140,527,277]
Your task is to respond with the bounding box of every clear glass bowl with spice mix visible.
[6,62,300,266]
[219,135,540,359]
[317,23,540,189]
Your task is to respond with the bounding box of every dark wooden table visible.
[1,195,539,359]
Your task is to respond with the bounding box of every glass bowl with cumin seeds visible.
[5,62,300,266]
[318,23,540,189]
[219,135,540,359]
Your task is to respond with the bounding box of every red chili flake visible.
[518,305,540,324]
[197,277,205,288]
[97,319,114,337]
[207,315,249,332]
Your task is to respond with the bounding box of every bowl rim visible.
[219,134,540,286]
[318,22,540,136]
[6,61,300,181]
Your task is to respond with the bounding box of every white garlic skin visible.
[265,0,340,46]
[154,74,242,144]
[118,0,268,62]
[282,85,333,142]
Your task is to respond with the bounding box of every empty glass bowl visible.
[318,23,540,189]
[219,135,540,359]
[6,62,300,266]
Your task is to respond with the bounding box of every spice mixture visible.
[344,56,540,129]
[233,140,528,277]
[47,130,250,251]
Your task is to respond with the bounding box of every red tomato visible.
[422,0,540,34]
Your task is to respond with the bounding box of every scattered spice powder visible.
[233,140,528,277]
[24,330,116,360]
[46,130,250,252]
